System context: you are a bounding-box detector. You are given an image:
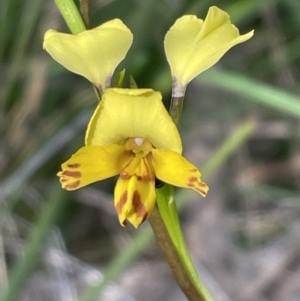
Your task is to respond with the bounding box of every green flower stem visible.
[148,206,205,301]
[169,95,185,125]
[54,0,86,34]
[79,0,90,28]
[155,185,213,301]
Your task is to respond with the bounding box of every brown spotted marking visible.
[115,191,128,214]
[132,191,147,219]
[188,176,208,196]
[65,180,80,190]
[119,170,130,180]
[188,176,198,184]
[67,163,81,168]
[62,170,81,178]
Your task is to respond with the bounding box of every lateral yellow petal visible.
[164,6,254,90]
[151,149,209,197]
[57,144,132,190]
[43,19,133,92]
[85,88,182,154]
[114,176,156,228]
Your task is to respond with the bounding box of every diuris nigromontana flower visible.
[43,19,133,95]
[57,88,208,228]
[164,6,254,97]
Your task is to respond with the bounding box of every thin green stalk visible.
[155,185,213,301]
[169,95,185,125]
[148,207,207,301]
[54,0,86,34]
[1,185,68,301]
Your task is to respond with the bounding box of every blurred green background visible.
[1,0,300,300]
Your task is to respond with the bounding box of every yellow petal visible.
[150,149,209,197]
[164,6,254,93]
[43,19,133,92]
[114,156,156,228]
[85,88,182,154]
[57,144,132,190]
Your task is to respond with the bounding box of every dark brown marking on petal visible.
[65,180,80,190]
[190,168,198,172]
[62,170,81,178]
[115,191,128,214]
[188,178,208,196]
[67,163,81,168]
[188,176,198,183]
[132,191,147,219]
[140,213,148,224]
[142,174,152,181]
[120,171,130,180]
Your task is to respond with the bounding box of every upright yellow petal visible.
[85,88,183,154]
[151,149,209,197]
[57,144,132,190]
[164,6,254,94]
[43,19,133,93]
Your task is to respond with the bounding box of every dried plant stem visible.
[148,206,205,301]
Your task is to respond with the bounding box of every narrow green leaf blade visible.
[200,69,300,119]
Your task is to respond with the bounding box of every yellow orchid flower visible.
[164,6,254,96]
[57,88,208,228]
[43,19,133,95]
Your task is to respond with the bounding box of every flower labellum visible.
[58,88,208,228]
[164,6,254,96]
[43,19,133,95]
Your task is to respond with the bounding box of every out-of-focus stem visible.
[79,0,90,28]
[148,207,206,301]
